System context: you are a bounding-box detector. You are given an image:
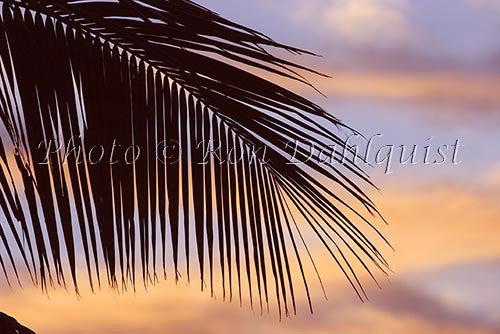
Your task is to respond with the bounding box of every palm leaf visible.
[0,0,390,316]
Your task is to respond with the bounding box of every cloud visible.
[371,280,499,331]
[483,164,500,189]
[374,180,500,273]
[407,259,500,324]
[3,267,500,334]
[323,0,414,47]
[265,68,500,114]
[289,0,416,49]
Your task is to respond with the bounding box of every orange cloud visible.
[271,69,500,111]
[374,179,500,272]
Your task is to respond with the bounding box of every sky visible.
[2,0,500,333]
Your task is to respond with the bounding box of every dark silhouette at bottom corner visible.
[0,312,36,334]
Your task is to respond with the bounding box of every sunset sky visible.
[2,0,500,333]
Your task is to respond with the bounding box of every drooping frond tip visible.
[0,0,390,316]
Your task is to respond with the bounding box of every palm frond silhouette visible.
[0,0,390,317]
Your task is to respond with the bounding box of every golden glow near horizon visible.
[3,178,499,334]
